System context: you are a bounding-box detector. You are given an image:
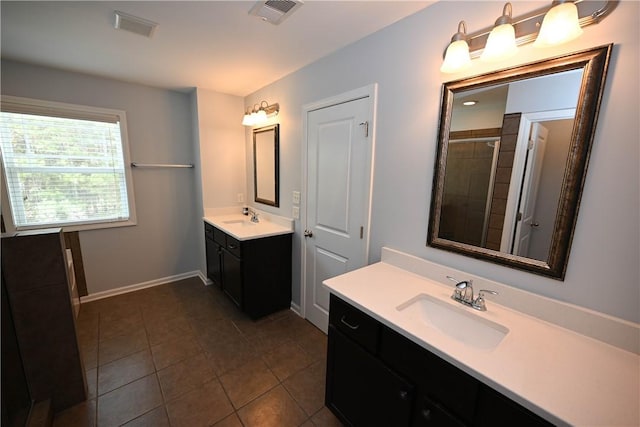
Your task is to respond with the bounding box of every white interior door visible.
[303,94,373,333]
[513,122,548,256]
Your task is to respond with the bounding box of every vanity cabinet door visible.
[204,223,222,286]
[221,250,242,308]
[474,385,553,427]
[326,325,414,426]
[380,326,478,425]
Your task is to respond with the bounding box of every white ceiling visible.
[1,1,432,96]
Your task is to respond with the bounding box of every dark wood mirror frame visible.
[427,44,612,279]
[253,124,280,207]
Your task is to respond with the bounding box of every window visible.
[0,96,136,231]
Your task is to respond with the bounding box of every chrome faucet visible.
[248,208,259,223]
[447,276,498,311]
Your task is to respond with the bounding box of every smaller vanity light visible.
[480,3,518,62]
[534,0,583,48]
[241,101,279,126]
[440,21,472,74]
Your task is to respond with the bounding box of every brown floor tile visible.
[82,343,98,371]
[263,341,314,381]
[295,327,328,361]
[310,407,344,426]
[53,399,96,427]
[237,385,308,427]
[144,314,194,346]
[219,358,279,409]
[212,413,244,427]
[99,311,145,342]
[205,334,257,375]
[165,379,234,427]
[98,328,149,366]
[194,318,244,345]
[121,405,171,427]
[150,335,202,370]
[98,349,155,395]
[85,368,97,400]
[97,374,163,427]
[283,360,327,416]
[157,353,216,401]
[142,300,187,323]
[96,297,142,323]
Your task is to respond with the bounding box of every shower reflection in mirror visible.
[440,69,581,262]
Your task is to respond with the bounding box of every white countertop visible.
[324,260,640,426]
[204,211,293,241]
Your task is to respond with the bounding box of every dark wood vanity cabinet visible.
[325,294,552,427]
[204,222,292,319]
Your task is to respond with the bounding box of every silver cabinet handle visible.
[530,222,540,227]
[340,315,359,330]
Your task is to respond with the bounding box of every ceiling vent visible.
[114,11,158,38]
[249,0,303,25]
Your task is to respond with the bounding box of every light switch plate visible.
[292,191,300,205]
[292,206,300,219]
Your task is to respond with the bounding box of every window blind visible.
[0,97,133,230]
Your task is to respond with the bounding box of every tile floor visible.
[54,277,343,427]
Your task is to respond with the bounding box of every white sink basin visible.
[397,294,509,350]
[222,219,256,227]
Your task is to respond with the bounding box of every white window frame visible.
[0,95,137,232]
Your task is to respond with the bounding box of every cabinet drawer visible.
[204,223,214,240]
[329,294,380,355]
[213,228,226,246]
[225,235,242,257]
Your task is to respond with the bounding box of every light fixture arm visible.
[453,0,618,59]
[495,3,513,27]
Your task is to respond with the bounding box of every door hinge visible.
[516,212,523,222]
[360,226,364,239]
[359,121,369,137]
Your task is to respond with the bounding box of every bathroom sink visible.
[396,294,509,350]
[222,219,256,227]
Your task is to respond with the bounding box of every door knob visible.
[304,229,313,237]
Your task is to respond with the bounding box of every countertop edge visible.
[204,215,293,241]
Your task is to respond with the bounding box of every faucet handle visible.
[473,289,498,311]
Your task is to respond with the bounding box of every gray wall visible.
[244,1,639,323]
[1,60,201,294]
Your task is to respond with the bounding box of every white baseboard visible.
[290,301,302,316]
[80,270,203,303]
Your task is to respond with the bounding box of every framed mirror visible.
[253,124,280,207]
[428,45,612,279]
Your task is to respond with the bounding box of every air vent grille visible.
[265,0,297,14]
[249,0,303,25]
[114,11,158,38]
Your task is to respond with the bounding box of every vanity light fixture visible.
[440,21,472,74]
[462,100,478,106]
[440,0,618,73]
[241,101,279,126]
[480,3,518,62]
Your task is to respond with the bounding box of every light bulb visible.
[441,21,472,74]
[534,1,583,48]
